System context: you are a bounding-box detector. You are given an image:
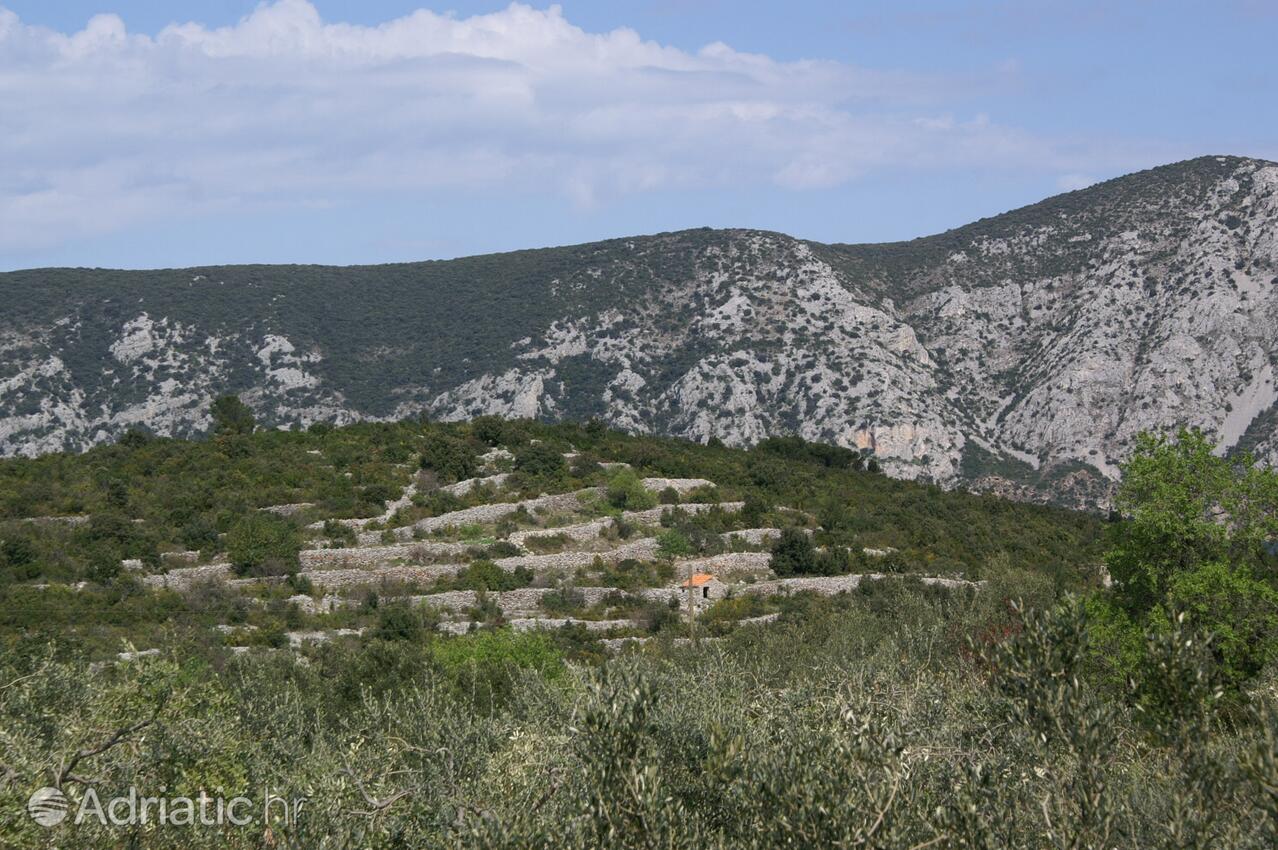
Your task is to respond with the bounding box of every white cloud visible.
[1057,173,1098,191]
[0,1,1126,253]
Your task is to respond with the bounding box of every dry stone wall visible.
[743,573,980,596]
[722,528,783,546]
[440,617,639,635]
[141,562,234,590]
[439,473,510,497]
[493,538,659,571]
[366,488,602,544]
[261,503,314,516]
[299,541,470,570]
[641,478,713,495]
[675,552,773,576]
[304,562,468,590]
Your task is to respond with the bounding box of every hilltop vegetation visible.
[4,156,1277,509]
[0,413,1098,604]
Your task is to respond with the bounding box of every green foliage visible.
[1104,428,1278,691]
[470,415,508,446]
[769,527,817,576]
[445,560,534,593]
[656,528,692,559]
[371,602,436,642]
[210,394,256,437]
[225,513,301,577]
[513,441,568,486]
[321,518,357,546]
[605,468,656,511]
[756,434,860,470]
[1107,427,1278,612]
[428,628,565,711]
[1,578,1276,847]
[420,432,479,483]
[1166,561,1278,686]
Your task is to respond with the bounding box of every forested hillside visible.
[3,155,1277,508]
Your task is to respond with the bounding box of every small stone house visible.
[680,572,727,603]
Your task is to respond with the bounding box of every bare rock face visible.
[2,156,1276,508]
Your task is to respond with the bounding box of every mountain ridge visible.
[2,154,1276,508]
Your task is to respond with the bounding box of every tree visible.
[420,433,478,483]
[471,416,507,447]
[1106,428,1278,614]
[1103,427,1278,689]
[656,529,692,559]
[117,427,153,449]
[817,496,849,533]
[770,528,817,576]
[226,513,301,577]
[372,603,433,642]
[514,442,568,485]
[740,493,771,528]
[210,395,256,437]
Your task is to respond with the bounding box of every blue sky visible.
[1,0,1274,270]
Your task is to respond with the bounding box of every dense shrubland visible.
[3,580,1278,847]
[3,418,1278,846]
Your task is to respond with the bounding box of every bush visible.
[180,516,221,553]
[226,514,301,577]
[656,529,692,559]
[429,629,564,712]
[571,454,604,479]
[514,442,568,485]
[606,469,656,511]
[770,528,817,576]
[470,415,507,447]
[756,435,858,469]
[420,433,478,484]
[322,519,357,546]
[372,602,435,642]
[210,394,255,437]
[452,560,533,592]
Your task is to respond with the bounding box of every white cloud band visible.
[0,1,1114,254]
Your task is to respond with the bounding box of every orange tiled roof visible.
[681,573,716,588]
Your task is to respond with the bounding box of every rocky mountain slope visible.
[2,155,1276,507]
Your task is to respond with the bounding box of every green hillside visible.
[0,414,1101,650]
[3,415,1278,846]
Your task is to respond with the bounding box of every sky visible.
[1,1,1275,271]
